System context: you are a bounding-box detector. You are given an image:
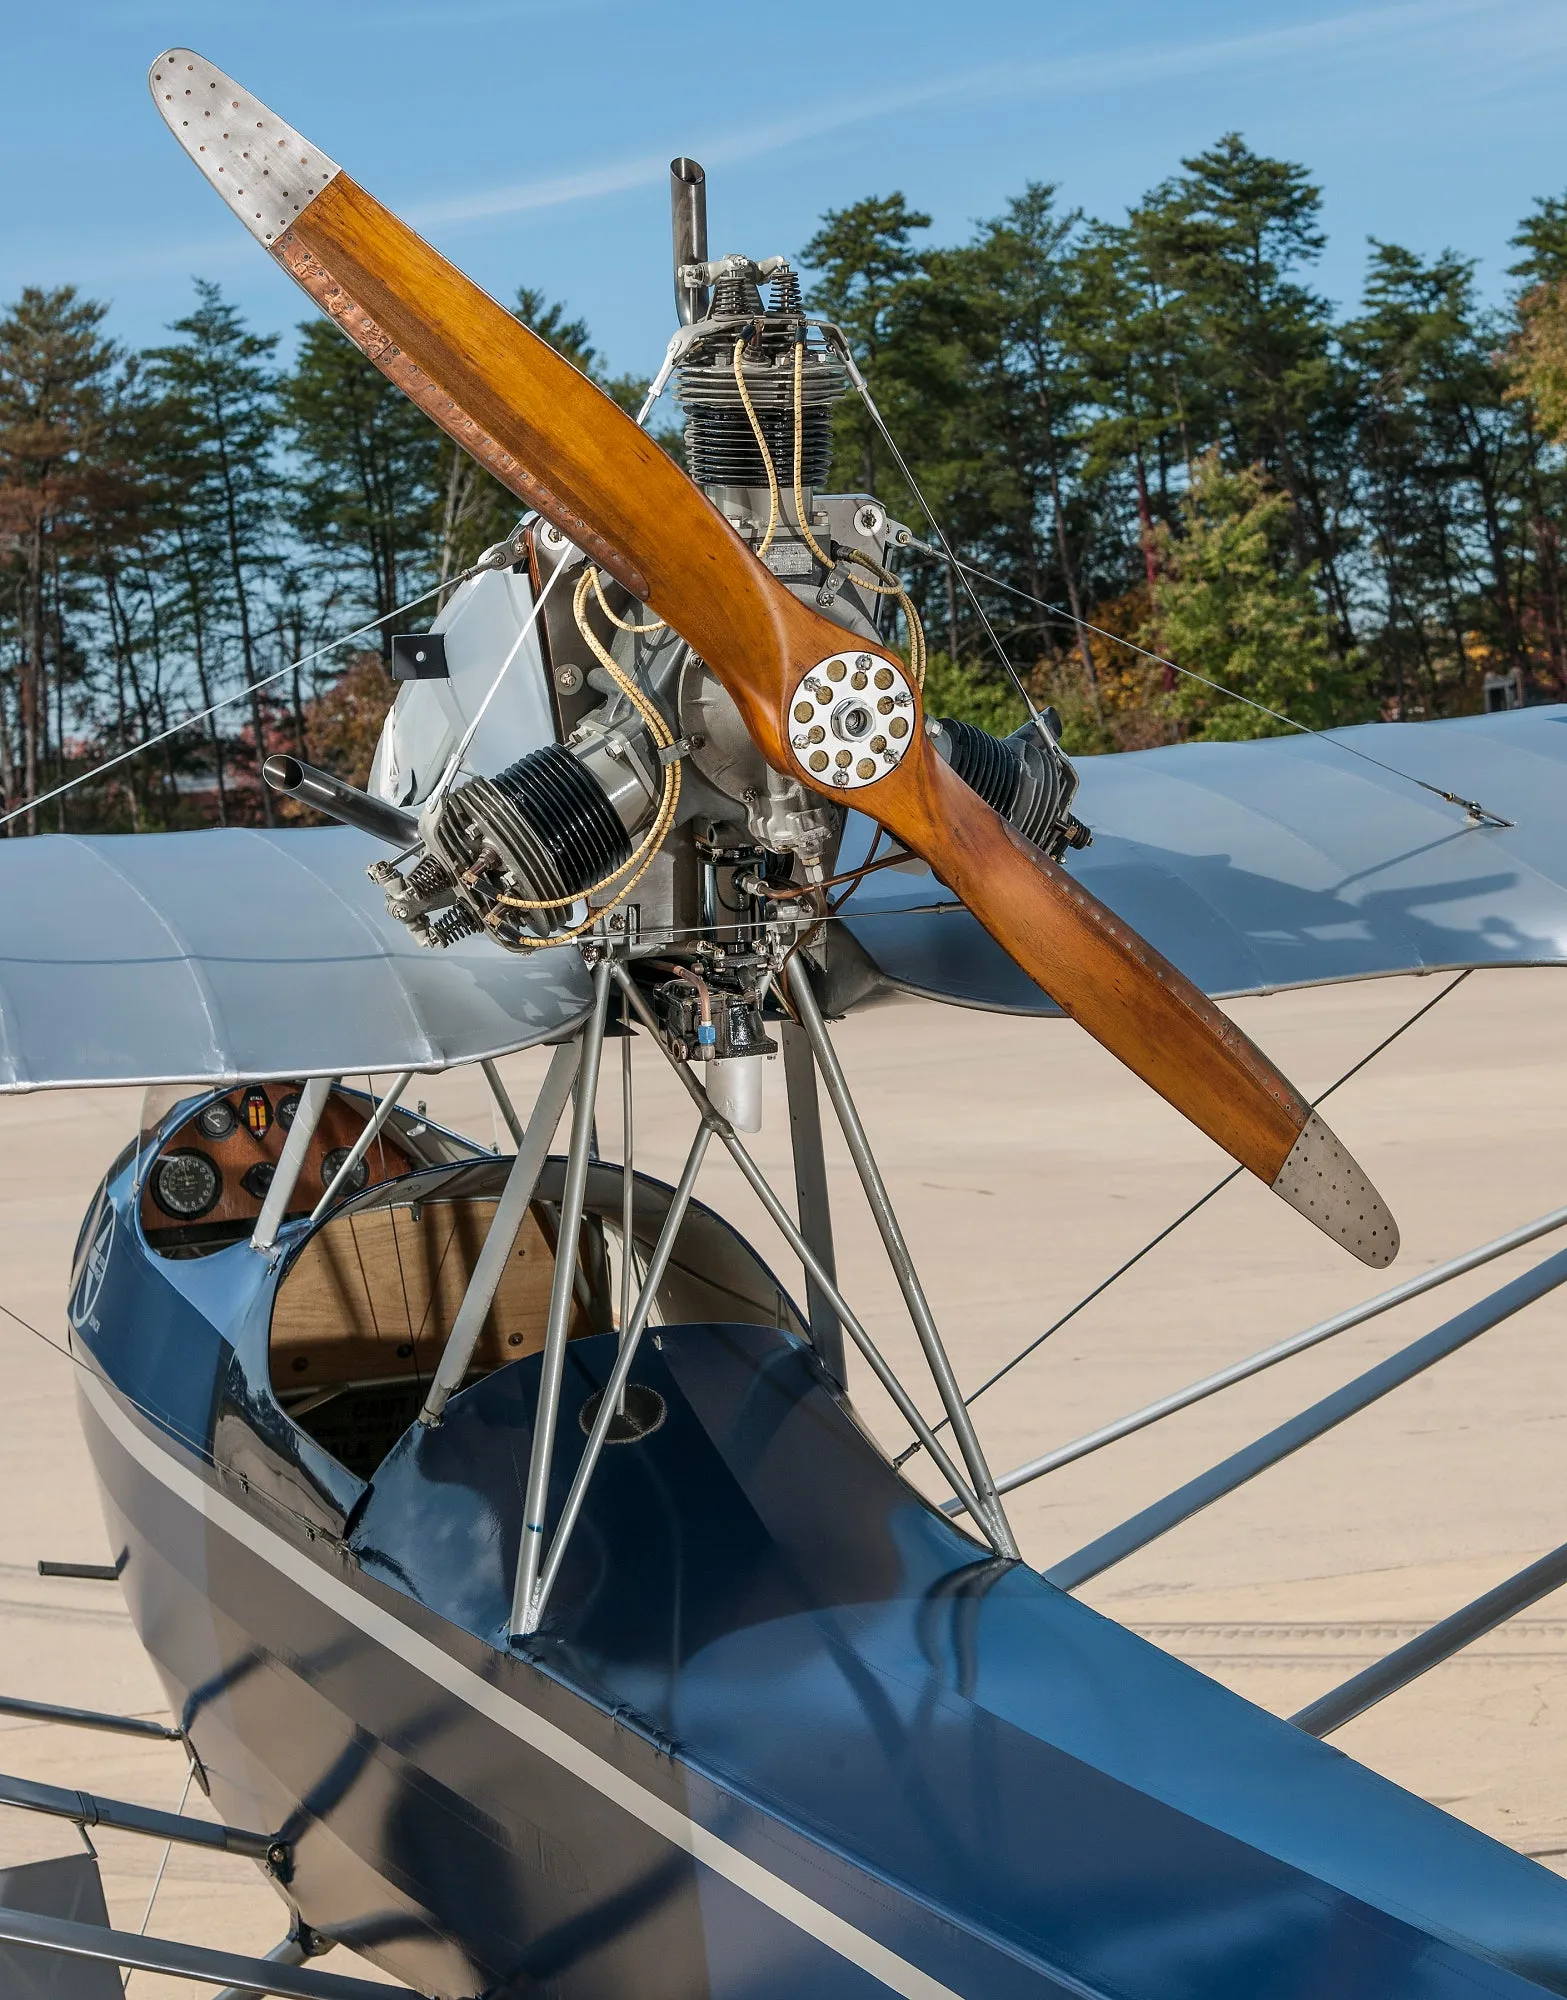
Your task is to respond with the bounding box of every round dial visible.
[151,1150,222,1221]
[241,1162,276,1201]
[196,1098,237,1140]
[321,1147,370,1197]
[276,1092,301,1131]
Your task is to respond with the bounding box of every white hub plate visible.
[788,653,915,791]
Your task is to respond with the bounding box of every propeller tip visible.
[1271,1111,1399,1268]
[147,48,339,250]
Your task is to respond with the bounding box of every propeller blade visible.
[149,50,1397,1266]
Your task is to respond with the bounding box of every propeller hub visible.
[789,653,915,790]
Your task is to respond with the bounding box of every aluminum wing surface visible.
[837,707,1567,1012]
[0,827,590,1092]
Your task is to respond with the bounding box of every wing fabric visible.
[837,709,1567,1010]
[0,829,590,1091]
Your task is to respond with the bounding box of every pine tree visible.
[0,286,119,828]
[1156,453,1348,739]
[283,317,441,657]
[144,282,284,822]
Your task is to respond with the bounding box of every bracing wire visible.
[821,323,1041,723]
[0,1293,216,1466]
[819,309,1511,830]
[895,966,1475,1467]
[912,544,1514,830]
[0,561,495,832]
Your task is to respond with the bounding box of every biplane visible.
[1,45,1567,2000]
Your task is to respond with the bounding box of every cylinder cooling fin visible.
[371,725,664,950]
[674,265,849,493]
[453,745,633,906]
[936,716,1085,857]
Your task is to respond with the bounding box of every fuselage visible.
[67,1100,1567,1999]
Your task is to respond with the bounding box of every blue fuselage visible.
[68,1142,1567,1999]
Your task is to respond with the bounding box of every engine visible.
[264,156,1088,1127]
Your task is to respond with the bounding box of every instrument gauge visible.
[276,1092,301,1131]
[321,1147,371,1197]
[242,1086,272,1140]
[150,1150,222,1221]
[196,1098,238,1141]
[241,1163,276,1201]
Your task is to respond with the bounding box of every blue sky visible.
[6,0,1567,378]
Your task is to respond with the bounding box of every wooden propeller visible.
[149,50,1397,1266]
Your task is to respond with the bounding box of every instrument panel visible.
[141,1084,411,1252]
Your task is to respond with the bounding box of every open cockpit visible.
[268,1157,806,1479]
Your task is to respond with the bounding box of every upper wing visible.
[0,827,590,1092]
[12,710,1545,1090]
[837,709,1567,1010]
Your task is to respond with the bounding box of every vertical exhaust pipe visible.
[670,157,709,326]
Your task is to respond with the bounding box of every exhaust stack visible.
[670,158,709,327]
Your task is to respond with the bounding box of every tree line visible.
[4,131,1566,832]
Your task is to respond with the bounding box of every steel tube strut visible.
[1047,1240,1567,1592]
[608,966,994,1542]
[419,1039,581,1427]
[786,960,1018,1557]
[0,1770,281,1862]
[988,1198,1567,1500]
[1292,1537,1567,1738]
[781,1019,845,1385]
[308,1071,413,1223]
[212,1930,316,2000]
[530,1118,715,1628]
[482,1056,526,1147]
[0,1693,180,1741]
[619,993,635,1346]
[511,962,613,1636]
[0,1908,400,1999]
[253,1076,334,1251]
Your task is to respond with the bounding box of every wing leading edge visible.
[4,710,1561,1090]
[0,827,590,1092]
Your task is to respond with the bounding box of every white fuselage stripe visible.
[80,1373,963,2000]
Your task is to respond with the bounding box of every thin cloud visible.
[410,0,1509,233]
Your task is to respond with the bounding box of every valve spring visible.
[402,851,450,898]
[426,905,482,948]
[684,404,832,489]
[940,717,1024,823]
[769,268,804,315]
[710,271,765,317]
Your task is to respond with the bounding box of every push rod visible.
[0,1693,180,1741]
[1292,1537,1567,1739]
[0,1770,282,1864]
[511,962,613,1635]
[786,960,1018,1557]
[1047,1240,1567,1592]
[608,965,993,1542]
[308,1071,414,1222]
[418,1039,580,1426]
[0,1908,403,1999]
[987,1199,1567,1501]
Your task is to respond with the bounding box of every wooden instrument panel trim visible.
[141,1085,411,1245]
